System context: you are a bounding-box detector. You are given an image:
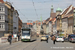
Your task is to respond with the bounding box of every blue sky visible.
[4,0,75,23]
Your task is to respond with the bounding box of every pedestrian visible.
[17,34,20,41]
[46,36,49,43]
[52,35,56,44]
[8,34,12,45]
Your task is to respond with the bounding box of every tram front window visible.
[22,31,30,36]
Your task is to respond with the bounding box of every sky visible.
[4,0,75,23]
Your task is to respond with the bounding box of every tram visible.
[21,27,37,41]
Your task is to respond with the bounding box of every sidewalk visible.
[0,40,21,48]
[0,42,9,47]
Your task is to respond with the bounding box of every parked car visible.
[68,34,75,42]
[56,36,64,42]
[64,37,69,42]
[41,36,47,41]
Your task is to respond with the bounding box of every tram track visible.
[0,41,22,50]
[0,38,40,50]
[23,40,40,50]
[5,41,38,50]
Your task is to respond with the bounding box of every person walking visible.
[8,34,12,45]
[46,36,49,43]
[17,34,20,41]
[52,35,56,44]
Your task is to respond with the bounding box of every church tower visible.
[51,5,54,13]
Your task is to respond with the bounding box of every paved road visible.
[0,38,75,50]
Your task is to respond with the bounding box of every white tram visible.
[21,28,37,41]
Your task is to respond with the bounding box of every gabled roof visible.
[62,5,74,15]
[46,18,50,21]
[59,5,75,19]
[49,18,56,22]
[49,18,56,25]
[68,7,75,14]
[45,18,50,24]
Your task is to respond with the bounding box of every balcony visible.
[0,11,5,14]
[0,20,5,22]
[0,29,5,31]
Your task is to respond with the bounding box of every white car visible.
[41,36,47,41]
[56,36,64,42]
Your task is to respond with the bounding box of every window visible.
[0,7,1,11]
[2,7,3,11]
[2,15,3,20]
[2,24,3,28]
[0,24,4,29]
[0,15,4,20]
[0,7,4,11]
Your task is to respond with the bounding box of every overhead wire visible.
[32,0,38,20]
[8,0,28,20]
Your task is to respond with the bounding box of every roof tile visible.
[0,0,4,3]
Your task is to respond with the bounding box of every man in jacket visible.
[46,36,49,43]
[17,34,21,41]
[52,35,56,44]
[8,34,12,45]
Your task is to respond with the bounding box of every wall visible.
[68,17,73,34]
[0,3,8,37]
[62,18,68,34]
[13,10,18,34]
[49,22,52,34]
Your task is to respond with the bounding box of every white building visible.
[0,2,8,37]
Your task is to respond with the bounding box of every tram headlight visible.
[21,36,24,39]
[26,36,30,39]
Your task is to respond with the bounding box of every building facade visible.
[0,2,8,37]
[13,10,19,34]
[18,17,22,33]
[5,1,14,34]
[62,17,68,36]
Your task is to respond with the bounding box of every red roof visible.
[33,21,35,23]
[38,22,41,24]
[49,18,56,22]
[27,23,33,25]
[42,22,43,24]
[0,0,4,3]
